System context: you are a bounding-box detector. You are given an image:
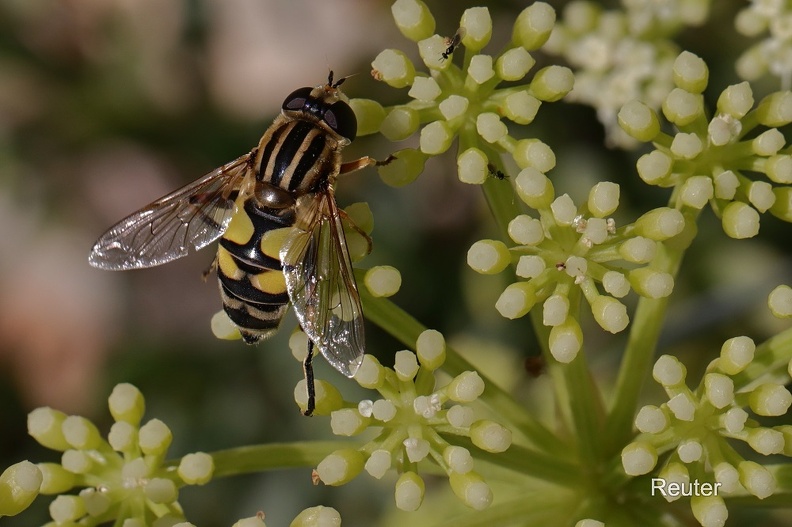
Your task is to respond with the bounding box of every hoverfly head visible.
[281,71,358,142]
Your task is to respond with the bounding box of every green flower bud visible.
[349,99,386,136]
[691,495,728,527]
[416,329,445,371]
[530,65,573,101]
[756,91,792,127]
[37,463,75,495]
[591,295,629,333]
[330,408,370,437]
[449,471,492,510]
[138,419,173,456]
[365,266,402,298]
[395,472,425,511]
[371,49,416,88]
[380,106,420,141]
[717,81,754,118]
[467,240,511,274]
[652,354,686,387]
[513,139,555,172]
[749,383,792,416]
[62,416,101,450]
[108,383,146,425]
[502,89,541,124]
[738,461,776,499]
[294,380,344,416]
[588,182,619,217]
[476,112,507,143]
[549,317,583,363]
[515,167,555,209]
[408,76,442,101]
[636,150,672,185]
[378,148,426,187]
[765,155,792,184]
[470,420,512,453]
[663,89,704,127]
[144,477,177,504]
[628,268,674,299]
[457,147,489,184]
[27,408,70,451]
[722,201,760,239]
[391,0,435,41]
[618,101,660,141]
[768,285,792,318]
[316,449,365,486]
[512,2,556,50]
[354,355,386,389]
[634,207,685,241]
[461,7,492,52]
[621,441,658,476]
[446,371,485,403]
[635,405,668,434]
[178,452,214,485]
[0,461,42,517]
[703,373,734,409]
[496,47,534,81]
[496,282,537,319]
[420,120,454,154]
[673,51,709,94]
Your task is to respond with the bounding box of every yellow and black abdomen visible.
[217,198,296,344]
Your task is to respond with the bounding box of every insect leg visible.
[303,339,316,416]
[338,209,373,255]
[339,154,396,175]
[202,255,218,281]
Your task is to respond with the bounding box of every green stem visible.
[358,279,565,456]
[442,435,580,487]
[603,209,698,455]
[165,441,357,478]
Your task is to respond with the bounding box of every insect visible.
[487,163,508,181]
[89,72,390,416]
[441,27,466,61]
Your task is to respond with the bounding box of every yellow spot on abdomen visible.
[260,227,294,259]
[224,204,255,245]
[250,270,287,294]
[217,246,244,280]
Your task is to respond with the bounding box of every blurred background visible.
[1,0,791,525]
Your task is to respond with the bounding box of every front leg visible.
[303,339,316,417]
[340,155,395,176]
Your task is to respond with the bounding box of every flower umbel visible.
[25,383,214,526]
[311,329,511,511]
[469,179,678,363]
[620,50,792,238]
[622,336,792,526]
[353,1,572,187]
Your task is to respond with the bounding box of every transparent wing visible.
[89,154,252,270]
[280,191,365,378]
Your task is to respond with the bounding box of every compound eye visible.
[282,87,313,111]
[324,100,357,141]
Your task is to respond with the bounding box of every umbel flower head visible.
[23,383,214,526]
[468,177,679,363]
[619,50,792,238]
[303,329,512,512]
[351,0,573,186]
[735,0,792,89]
[622,335,792,527]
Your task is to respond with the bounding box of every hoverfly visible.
[89,72,389,416]
[441,27,466,61]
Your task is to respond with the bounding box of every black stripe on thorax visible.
[290,132,328,192]
[271,121,314,187]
